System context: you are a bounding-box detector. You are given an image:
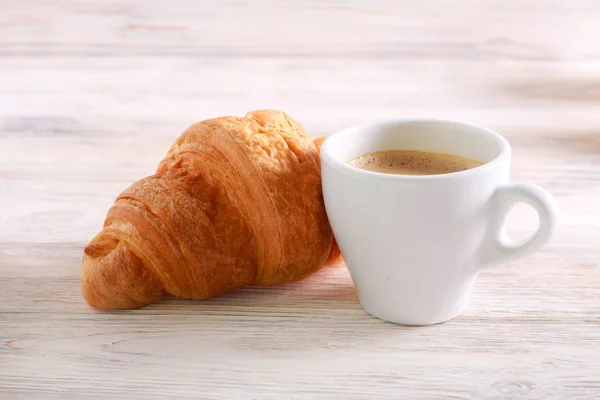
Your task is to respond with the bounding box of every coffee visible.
[347,150,483,175]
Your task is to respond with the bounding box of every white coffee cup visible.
[321,119,558,326]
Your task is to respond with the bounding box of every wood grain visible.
[1,1,600,399]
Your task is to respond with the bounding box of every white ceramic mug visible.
[321,119,558,326]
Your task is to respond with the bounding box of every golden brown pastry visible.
[82,110,342,309]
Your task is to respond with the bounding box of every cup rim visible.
[320,118,511,180]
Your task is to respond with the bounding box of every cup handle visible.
[479,183,558,269]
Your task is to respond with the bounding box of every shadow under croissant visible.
[90,274,426,360]
[145,266,361,311]
[86,270,430,360]
[92,274,420,358]
[88,266,375,317]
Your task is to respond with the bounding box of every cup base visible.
[359,300,468,326]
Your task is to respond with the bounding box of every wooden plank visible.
[2,313,599,399]
[1,256,600,320]
[2,0,600,60]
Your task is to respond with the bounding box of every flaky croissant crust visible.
[82,110,342,309]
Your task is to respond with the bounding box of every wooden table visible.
[2,1,599,398]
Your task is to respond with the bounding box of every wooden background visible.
[1,1,599,399]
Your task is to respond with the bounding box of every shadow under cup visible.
[320,119,512,326]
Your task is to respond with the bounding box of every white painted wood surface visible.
[1,1,600,399]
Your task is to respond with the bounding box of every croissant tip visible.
[83,243,98,257]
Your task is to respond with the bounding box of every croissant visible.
[82,110,343,309]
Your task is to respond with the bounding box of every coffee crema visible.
[347,150,483,176]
